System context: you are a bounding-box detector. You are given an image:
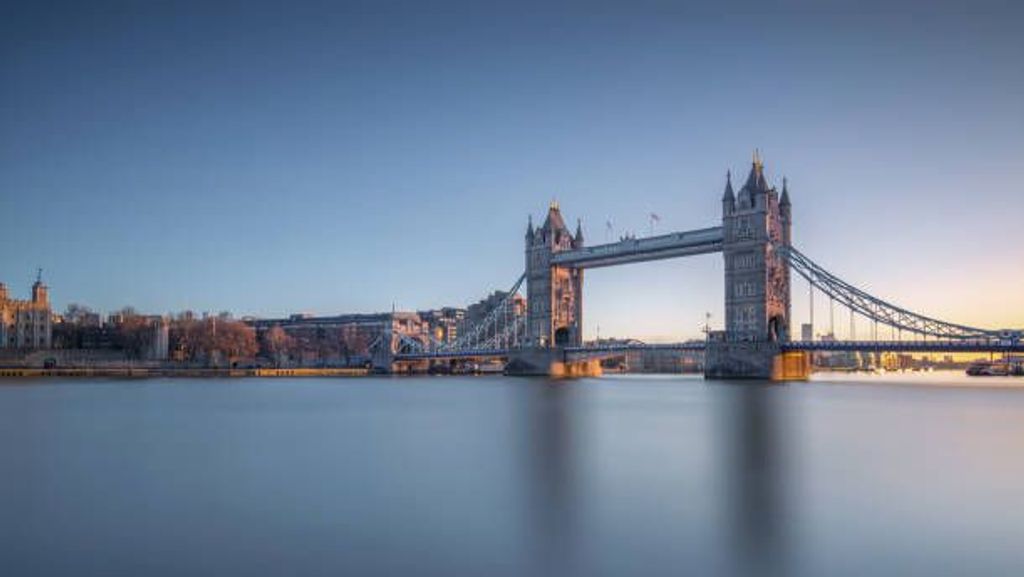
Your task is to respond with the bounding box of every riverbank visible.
[0,367,368,378]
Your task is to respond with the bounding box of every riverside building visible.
[0,272,53,349]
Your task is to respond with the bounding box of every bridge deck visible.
[784,340,1024,353]
[395,340,1024,362]
[395,349,510,361]
[552,226,723,269]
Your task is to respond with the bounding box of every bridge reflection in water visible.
[723,383,789,577]
[514,378,794,577]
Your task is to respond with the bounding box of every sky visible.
[2,0,1022,341]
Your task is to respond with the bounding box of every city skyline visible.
[2,2,1023,341]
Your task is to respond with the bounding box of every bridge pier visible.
[704,340,810,380]
[505,347,602,378]
[704,340,779,379]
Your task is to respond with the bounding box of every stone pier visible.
[506,347,602,378]
[704,340,810,380]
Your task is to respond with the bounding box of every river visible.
[2,372,1023,576]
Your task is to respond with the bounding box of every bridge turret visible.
[780,177,792,247]
[574,218,584,247]
[525,201,583,349]
[722,170,735,216]
[738,150,771,210]
[526,214,534,240]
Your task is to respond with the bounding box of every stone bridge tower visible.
[524,202,584,349]
[707,152,798,379]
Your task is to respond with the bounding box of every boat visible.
[966,361,1011,377]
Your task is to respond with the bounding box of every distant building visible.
[418,307,465,344]
[464,291,526,338]
[801,323,813,341]
[0,272,53,349]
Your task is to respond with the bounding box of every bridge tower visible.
[524,202,584,348]
[707,152,802,379]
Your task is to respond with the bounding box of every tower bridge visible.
[393,154,1022,379]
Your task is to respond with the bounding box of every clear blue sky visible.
[2,1,1022,340]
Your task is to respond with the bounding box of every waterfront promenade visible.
[0,367,368,379]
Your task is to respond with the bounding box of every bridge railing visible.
[784,340,1024,353]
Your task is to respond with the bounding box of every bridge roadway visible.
[552,226,723,269]
[783,340,1024,354]
[394,339,1024,362]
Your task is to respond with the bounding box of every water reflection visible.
[517,378,794,577]
[521,381,581,576]
[3,375,1024,577]
[721,383,789,577]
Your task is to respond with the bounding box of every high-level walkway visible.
[551,227,723,269]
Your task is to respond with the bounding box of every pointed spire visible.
[526,214,534,238]
[541,199,567,233]
[780,177,790,206]
[742,150,769,194]
[574,218,584,243]
[722,170,735,201]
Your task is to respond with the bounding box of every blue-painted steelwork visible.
[781,245,1019,341]
[784,340,1024,354]
[565,342,707,354]
[396,206,1021,366]
[395,338,1024,363]
[551,227,723,269]
[396,349,511,361]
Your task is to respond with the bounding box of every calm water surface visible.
[2,372,1023,577]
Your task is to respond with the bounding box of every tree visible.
[260,326,295,367]
[111,315,154,359]
[64,303,95,324]
[168,317,257,366]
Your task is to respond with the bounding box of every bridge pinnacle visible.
[742,151,769,194]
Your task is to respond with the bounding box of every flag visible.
[650,213,661,222]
